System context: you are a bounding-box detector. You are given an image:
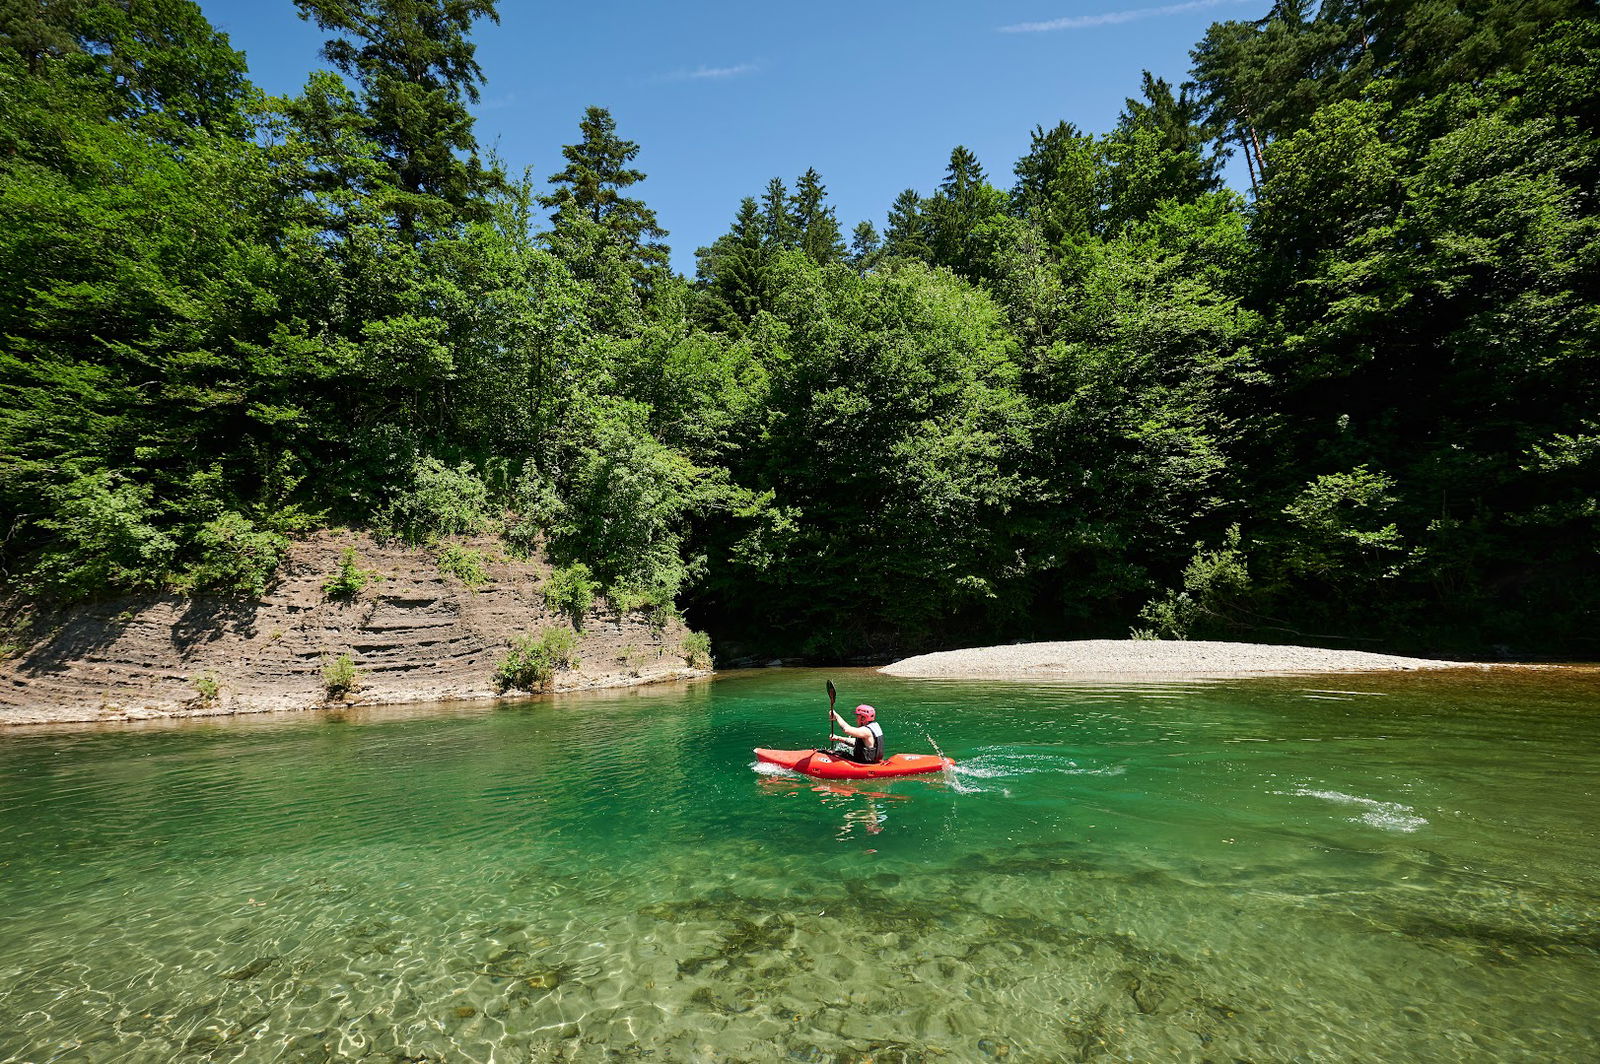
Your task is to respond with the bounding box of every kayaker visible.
[828,704,884,764]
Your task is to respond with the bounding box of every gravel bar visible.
[880,639,1493,680]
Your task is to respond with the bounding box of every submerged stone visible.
[220,956,277,981]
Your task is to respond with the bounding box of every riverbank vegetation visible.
[1,1,1595,659]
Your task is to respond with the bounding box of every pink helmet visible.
[854,704,876,723]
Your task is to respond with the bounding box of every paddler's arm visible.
[830,711,870,739]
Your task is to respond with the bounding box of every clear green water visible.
[2,669,1598,1063]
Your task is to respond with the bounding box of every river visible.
[1,668,1596,1061]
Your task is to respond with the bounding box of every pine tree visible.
[540,106,670,299]
[760,176,798,249]
[294,0,499,236]
[883,188,931,261]
[0,0,84,74]
[695,196,768,333]
[939,145,987,199]
[791,167,845,265]
[1101,71,1219,231]
[849,220,882,273]
[2,0,247,133]
[1012,121,1100,248]
[927,146,1009,278]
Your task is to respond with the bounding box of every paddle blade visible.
[826,680,837,708]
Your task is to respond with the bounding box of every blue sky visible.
[200,0,1265,272]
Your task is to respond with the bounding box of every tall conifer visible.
[541,106,669,297]
[883,188,931,261]
[761,177,798,249]
[849,220,882,272]
[791,167,846,265]
[294,0,499,236]
[695,196,768,333]
[1012,121,1100,247]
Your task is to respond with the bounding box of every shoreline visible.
[879,639,1527,681]
[0,669,713,730]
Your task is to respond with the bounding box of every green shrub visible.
[322,654,359,699]
[503,465,564,558]
[546,406,703,604]
[437,544,489,589]
[1135,525,1251,639]
[542,563,596,629]
[181,511,288,596]
[495,627,580,692]
[324,547,382,601]
[0,614,33,660]
[681,630,713,669]
[611,582,680,631]
[191,671,221,704]
[28,471,175,600]
[1281,467,1405,581]
[380,456,493,545]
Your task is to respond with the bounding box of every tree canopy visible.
[2,0,1595,661]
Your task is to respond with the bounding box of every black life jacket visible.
[854,722,884,764]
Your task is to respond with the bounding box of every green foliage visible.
[1280,468,1405,581]
[1136,525,1252,640]
[541,106,669,304]
[27,472,177,600]
[494,627,579,692]
[322,653,359,699]
[548,399,713,607]
[1100,72,1220,233]
[541,562,596,629]
[709,254,1030,649]
[182,512,288,597]
[681,630,713,670]
[436,544,489,589]
[0,611,35,660]
[1,0,1595,663]
[380,457,493,544]
[293,0,501,235]
[323,547,381,601]
[1012,121,1100,250]
[191,671,221,704]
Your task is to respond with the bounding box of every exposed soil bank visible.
[879,639,1518,681]
[0,532,707,726]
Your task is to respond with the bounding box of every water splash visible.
[751,760,795,777]
[926,742,1129,796]
[1280,787,1427,833]
[918,726,968,792]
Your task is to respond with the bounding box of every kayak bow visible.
[754,748,954,780]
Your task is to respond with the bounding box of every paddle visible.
[825,679,837,752]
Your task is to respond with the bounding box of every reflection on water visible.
[1,668,1598,1061]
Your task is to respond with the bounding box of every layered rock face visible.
[0,533,707,725]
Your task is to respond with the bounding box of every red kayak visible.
[754,748,955,780]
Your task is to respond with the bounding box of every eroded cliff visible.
[0,533,707,725]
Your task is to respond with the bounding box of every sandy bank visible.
[880,639,1499,681]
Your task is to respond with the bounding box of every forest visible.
[0,0,1595,660]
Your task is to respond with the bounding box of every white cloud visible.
[666,62,760,82]
[999,0,1251,33]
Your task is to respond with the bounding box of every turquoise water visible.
[1,668,1597,1062]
